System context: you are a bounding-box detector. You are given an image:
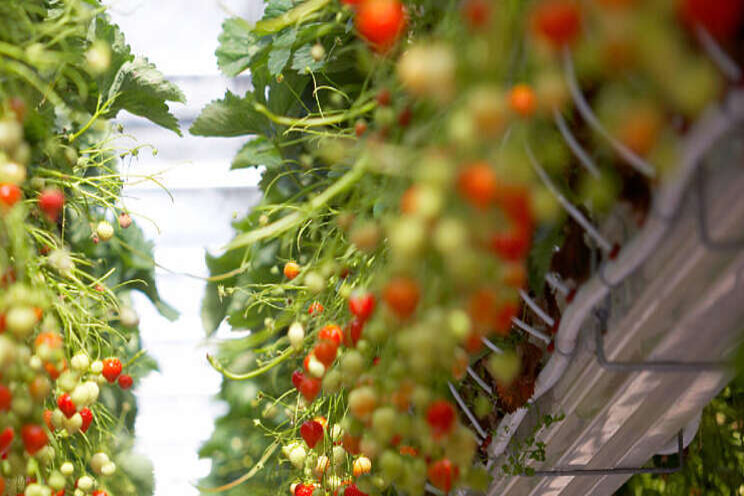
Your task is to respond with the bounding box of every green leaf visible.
[527,222,565,295]
[232,136,283,169]
[263,0,294,20]
[267,70,308,117]
[91,15,134,93]
[216,17,267,77]
[267,29,297,76]
[189,91,270,137]
[290,44,325,74]
[106,57,185,135]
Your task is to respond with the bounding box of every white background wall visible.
[104,1,264,494]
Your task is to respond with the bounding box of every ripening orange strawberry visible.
[356,0,406,53]
[283,261,300,280]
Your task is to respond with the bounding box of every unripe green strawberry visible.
[340,350,364,378]
[304,272,325,293]
[288,322,304,350]
[371,407,397,443]
[331,445,346,467]
[63,412,83,434]
[51,409,65,429]
[95,221,114,241]
[76,475,94,491]
[488,351,521,385]
[48,249,74,275]
[0,160,26,185]
[378,450,403,483]
[48,470,66,490]
[307,355,325,379]
[119,306,139,328]
[60,462,74,476]
[289,445,307,469]
[90,452,110,474]
[56,371,78,392]
[322,369,342,393]
[0,119,23,151]
[71,354,90,372]
[388,217,425,259]
[24,483,52,496]
[359,435,380,459]
[101,462,116,476]
[6,306,37,338]
[85,40,111,74]
[0,335,17,368]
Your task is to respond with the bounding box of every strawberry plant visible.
[193,0,742,495]
[0,1,181,495]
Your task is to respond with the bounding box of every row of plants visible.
[194,0,743,495]
[0,1,182,495]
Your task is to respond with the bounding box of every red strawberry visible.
[680,0,744,40]
[345,484,368,496]
[57,393,77,418]
[489,228,531,261]
[43,410,54,431]
[299,377,322,402]
[21,424,48,455]
[318,324,344,345]
[308,301,324,315]
[457,162,498,209]
[461,0,491,29]
[349,292,376,321]
[0,183,21,208]
[292,370,306,390]
[118,374,134,390]
[0,427,13,456]
[344,319,364,347]
[300,420,324,449]
[356,0,407,53]
[383,277,420,319]
[38,188,65,222]
[531,0,582,48]
[295,483,315,496]
[80,407,94,433]
[426,400,456,438]
[428,458,459,492]
[102,357,122,383]
[314,340,339,368]
[0,384,11,411]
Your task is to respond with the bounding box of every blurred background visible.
[103,1,263,494]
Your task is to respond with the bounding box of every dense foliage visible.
[192,0,742,495]
[0,1,181,495]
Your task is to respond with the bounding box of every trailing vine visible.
[0,2,181,495]
[193,0,743,495]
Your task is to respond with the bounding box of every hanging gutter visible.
[480,96,744,495]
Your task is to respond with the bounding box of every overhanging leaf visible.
[267,29,297,76]
[189,91,270,137]
[216,17,267,77]
[232,136,283,169]
[106,57,185,135]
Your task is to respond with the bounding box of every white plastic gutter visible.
[486,89,744,463]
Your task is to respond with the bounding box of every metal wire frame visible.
[593,297,728,373]
[695,163,744,251]
[521,430,684,477]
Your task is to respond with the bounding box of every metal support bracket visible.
[520,431,684,477]
[594,299,727,372]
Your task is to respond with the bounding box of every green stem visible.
[207,347,293,381]
[253,0,331,35]
[197,441,280,493]
[253,100,375,129]
[218,161,366,255]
